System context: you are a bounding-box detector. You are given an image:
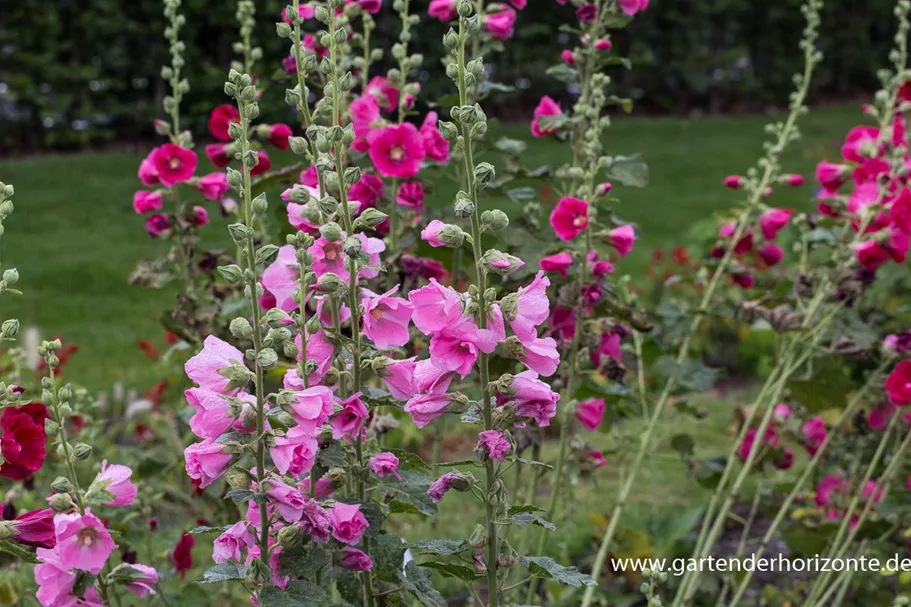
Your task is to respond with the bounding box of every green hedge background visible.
[0,0,890,151]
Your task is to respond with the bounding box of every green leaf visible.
[545,64,579,84]
[654,356,718,393]
[388,449,432,471]
[787,358,852,413]
[506,187,538,203]
[198,562,248,584]
[259,581,335,606]
[372,534,407,584]
[316,442,345,469]
[419,561,479,582]
[376,470,437,516]
[278,544,330,582]
[670,434,695,459]
[400,561,446,607]
[0,539,38,563]
[410,538,468,556]
[516,458,554,470]
[694,456,727,489]
[189,525,232,535]
[495,137,528,156]
[224,489,255,504]
[604,154,649,188]
[506,513,556,531]
[508,505,546,515]
[519,556,596,587]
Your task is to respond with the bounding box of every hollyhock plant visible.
[89,460,138,507]
[361,286,414,349]
[151,143,197,187]
[184,335,244,394]
[369,452,402,480]
[550,196,589,241]
[576,398,606,431]
[369,123,426,178]
[328,502,369,545]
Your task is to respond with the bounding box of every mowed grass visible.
[0,104,861,390]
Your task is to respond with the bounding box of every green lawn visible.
[0,104,861,391]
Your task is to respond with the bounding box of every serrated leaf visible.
[388,449,432,471]
[400,561,446,607]
[259,580,334,606]
[410,539,467,556]
[506,513,556,531]
[316,442,345,469]
[376,470,437,516]
[224,489,255,504]
[198,562,248,584]
[655,356,718,393]
[419,561,478,582]
[670,434,695,459]
[519,556,596,587]
[372,534,407,584]
[508,504,546,515]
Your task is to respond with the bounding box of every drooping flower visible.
[330,393,369,441]
[362,286,414,349]
[539,251,573,277]
[0,403,48,480]
[328,502,369,545]
[576,2,598,20]
[270,427,318,479]
[369,123,426,178]
[758,242,784,266]
[405,392,455,428]
[815,475,851,508]
[511,370,560,427]
[184,440,233,488]
[576,398,605,431]
[369,452,402,480]
[184,335,244,395]
[213,521,254,564]
[8,508,55,549]
[737,427,779,462]
[209,105,240,141]
[531,96,563,138]
[151,144,197,188]
[339,547,373,572]
[723,175,745,189]
[841,125,881,163]
[855,240,890,271]
[205,143,233,168]
[886,360,911,406]
[816,161,849,191]
[90,460,137,507]
[608,224,636,257]
[485,6,517,39]
[550,197,589,241]
[172,532,195,578]
[54,510,116,574]
[477,430,511,463]
[427,471,473,503]
[145,213,171,238]
[198,172,230,201]
[133,190,163,214]
[190,205,209,228]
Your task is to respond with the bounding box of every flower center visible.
[78,528,97,547]
[573,216,586,227]
[325,243,342,261]
[169,158,181,170]
[370,307,384,320]
[389,146,404,161]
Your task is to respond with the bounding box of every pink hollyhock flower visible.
[759,208,793,240]
[405,392,454,428]
[576,2,598,20]
[267,123,292,150]
[561,49,575,65]
[328,502,369,545]
[330,393,369,441]
[855,240,890,271]
[847,182,880,214]
[427,472,469,503]
[421,220,448,247]
[300,474,337,500]
[719,221,754,253]
[723,175,745,189]
[351,94,383,146]
[184,440,233,488]
[123,563,159,598]
[550,197,589,241]
[815,475,850,507]
[388,358,453,403]
[138,151,160,186]
[151,144,197,188]
[314,295,351,328]
[262,245,300,312]
[270,427,319,478]
[509,271,550,344]
[133,190,163,214]
[485,7,516,39]
[592,259,614,278]
[864,480,884,504]
[186,388,256,438]
[590,450,607,468]
[512,370,560,427]
[369,452,402,480]
[884,332,911,354]
[890,188,911,232]
[531,96,563,137]
[576,398,605,431]
[213,521,254,563]
[737,427,779,462]
[190,205,209,228]
[0,403,48,481]
[369,123,426,178]
[339,547,373,572]
[886,360,911,406]
[380,358,418,400]
[842,125,881,163]
[289,330,335,386]
[618,0,648,15]
[608,224,636,257]
[800,417,827,456]
[54,510,116,574]
[356,0,383,14]
[309,236,346,277]
[289,386,334,434]
[250,150,272,177]
[299,499,332,542]
[421,111,450,162]
[520,336,560,377]
[205,143,233,168]
[91,460,137,507]
[816,161,848,191]
[509,0,527,7]
[477,430,511,463]
[366,76,399,113]
[209,104,240,141]
[592,330,622,369]
[409,279,463,333]
[758,242,784,266]
[265,477,307,522]
[396,181,425,209]
[145,213,171,238]
[772,404,791,423]
[732,272,755,289]
[595,38,612,51]
[783,174,805,187]
[362,286,414,349]
[539,251,573,277]
[428,0,457,20]
[429,314,499,378]
[185,335,244,394]
[9,508,55,549]
[198,172,230,201]
[35,547,77,606]
[349,173,385,208]
[550,306,576,342]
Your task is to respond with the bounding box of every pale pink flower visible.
[262,245,300,312]
[92,460,137,507]
[35,547,77,607]
[54,510,116,574]
[409,279,463,334]
[429,316,497,378]
[289,386,334,434]
[427,471,471,503]
[184,440,233,488]
[328,502,369,545]
[351,94,383,146]
[531,96,562,137]
[617,0,648,15]
[123,563,159,598]
[184,335,244,395]
[362,286,414,349]
[213,521,254,563]
[477,430,511,463]
[509,272,550,344]
[300,500,332,542]
[421,220,448,247]
[405,392,454,428]
[366,76,399,113]
[370,123,426,178]
[576,398,605,431]
[271,427,319,478]
[369,452,402,480]
[381,358,418,400]
[266,477,307,522]
[550,197,589,241]
[291,330,335,386]
[330,393,369,441]
[520,336,560,377]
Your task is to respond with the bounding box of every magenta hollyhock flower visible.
[151,143,197,188]
[815,475,850,507]
[262,245,299,312]
[855,240,890,271]
[428,0,457,20]
[265,477,307,523]
[550,197,589,241]
[300,499,332,542]
[185,335,244,394]
[328,502,369,545]
[190,205,209,228]
[133,190,163,214]
[429,316,497,378]
[404,392,453,428]
[511,370,560,427]
[485,6,516,39]
[842,125,881,163]
[366,76,399,113]
[421,111,450,162]
[737,427,780,462]
[369,123,426,178]
[576,398,605,431]
[289,386,334,434]
[205,143,233,168]
[723,175,744,189]
[283,2,316,23]
[816,161,848,191]
[184,439,233,488]
[396,181,425,209]
[209,104,240,141]
[409,279,463,334]
[138,151,160,186]
[561,49,575,65]
[509,0,527,7]
[9,508,55,549]
[362,286,414,349]
[54,510,116,574]
[185,388,249,439]
[339,547,373,572]
[330,393,369,442]
[886,360,911,406]
[617,0,648,15]
[356,0,383,14]
[250,150,272,177]
[772,404,791,422]
[213,521,254,564]
[427,471,472,503]
[270,427,319,478]
[608,224,636,257]
[123,564,159,598]
[92,460,137,507]
[267,123,293,150]
[595,39,612,51]
[369,452,402,480]
[349,173,385,208]
[477,430,511,464]
[509,272,550,344]
[309,236,346,277]
[592,330,622,369]
[576,2,597,20]
[289,330,335,386]
[351,94,383,146]
[144,213,171,238]
[531,96,562,137]
[783,174,805,187]
[801,417,827,456]
[884,332,911,354]
[539,251,573,277]
[35,547,77,606]
[198,172,230,201]
[758,242,784,266]
[520,336,560,377]
[592,259,614,278]
[846,181,879,215]
[380,358,418,400]
[387,358,453,403]
[759,208,793,240]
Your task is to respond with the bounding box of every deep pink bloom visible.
[427,472,463,503]
[855,240,890,271]
[592,330,622,369]
[428,313,498,378]
[283,3,316,23]
[396,181,425,209]
[369,452,402,480]
[190,205,209,228]
[842,126,881,163]
[369,123,426,178]
[123,564,159,598]
[719,220,754,253]
[539,251,573,277]
[511,370,559,427]
[550,197,589,241]
[92,460,137,507]
[172,532,195,577]
[783,174,805,187]
[409,279,463,334]
[213,521,254,564]
[815,475,850,507]
[561,49,575,65]
[485,7,516,39]
[54,510,116,574]
[184,439,233,488]
[205,143,233,168]
[816,161,848,191]
[759,208,793,240]
[576,2,598,20]
[328,502,368,545]
[509,272,550,344]
[608,224,636,257]
[477,430,511,463]
[428,0,456,20]
[339,547,373,572]
[138,152,160,186]
[617,0,648,15]
[531,96,562,137]
[151,144,197,188]
[737,427,779,462]
[576,398,605,431]
[732,272,756,289]
[886,360,911,406]
[380,358,418,401]
[250,150,272,177]
[520,336,560,377]
[421,111,450,162]
[262,245,300,312]
[421,220,448,247]
[366,76,399,113]
[270,427,318,478]
[800,417,827,456]
[198,172,230,201]
[351,94,383,146]
[362,286,414,349]
[209,105,240,141]
[330,393,369,441]
[0,403,48,480]
[387,358,453,404]
[265,477,307,523]
[356,0,383,13]
[595,38,612,51]
[758,242,784,266]
[133,190,163,214]
[299,500,332,542]
[289,330,335,386]
[349,173,385,208]
[723,175,744,189]
[267,123,293,150]
[847,181,880,214]
[10,508,55,549]
[185,388,256,439]
[185,335,244,394]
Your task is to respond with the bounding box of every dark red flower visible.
[0,403,49,480]
[10,508,55,549]
[172,532,195,577]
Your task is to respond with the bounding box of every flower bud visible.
[438,121,459,141]
[473,163,496,188]
[218,264,244,284]
[48,492,74,513]
[480,209,509,232]
[357,208,388,229]
[723,175,745,190]
[454,195,475,218]
[73,444,92,460]
[468,524,487,548]
[497,540,519,568]
[1,319,19,340]
[457,0,473,17]
[320,222,343,242]
[51,476,74,493]
[480,250,524,276]
[314,273,343,293]
[277,523,304,549]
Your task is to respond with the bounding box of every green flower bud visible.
[252,193,268,215]
[229,317,253,339]
[456,0,473,17]
[276,22,292,38]
[48,492,74,513]
[480,250,524,276]
[288,136,308,155]
[474,162,496,188]
[73,443,93,460]
[454,193,475,218]
[256,348,278,370]
[276,523,304,549]
[438,224,466,247]
[218,264,244,284]
[356,208,388,229]
[318,195,340,216]
[315,273,343,293]
[320,222,343,242]
[51,476,74,493]
[480,209,509,232]
[226,167,243,188]
[438,121,459,141]
[1,319,19,340]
